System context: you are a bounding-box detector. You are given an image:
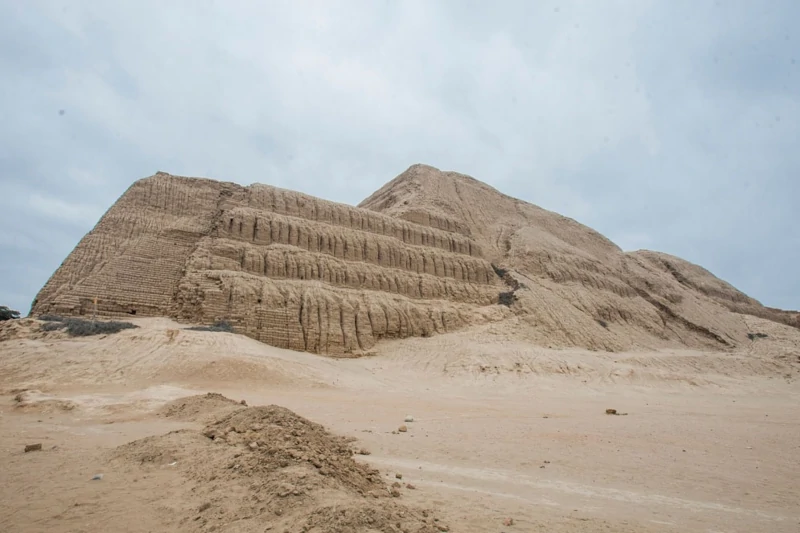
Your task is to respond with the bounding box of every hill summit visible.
[32,164,798,353]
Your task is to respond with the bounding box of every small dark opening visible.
[498,291,517,306]
[129,309,137,315]
[491,263,508,278]
[257,298,262,304]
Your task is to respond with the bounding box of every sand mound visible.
[111,396,442,532]
[202,405,387,495]
[0,319,65,342]
[157,392,245,423]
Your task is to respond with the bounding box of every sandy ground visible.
[1,317,799,532]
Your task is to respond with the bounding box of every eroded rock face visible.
[32,164,797,354]
[359,164,798,351]
[31,172,504,354]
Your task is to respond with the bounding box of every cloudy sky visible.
[1,0,798,315]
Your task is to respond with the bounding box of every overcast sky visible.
[1,0,798,315]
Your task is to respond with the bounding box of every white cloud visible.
[28,193,104,226]
[66,168,107,187]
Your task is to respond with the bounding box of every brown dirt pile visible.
[110,395,442,533]
[158,392,245,424]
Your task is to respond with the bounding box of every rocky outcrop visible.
[31,172,504,354]
[32,164,796,354]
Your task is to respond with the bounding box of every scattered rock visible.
[437,525,450,532]
[605,408,617,415]
[357,448,371,455]
[395,473,403,479]
[404,415,414,423]
[248,442,258,450]
[198,502,211,512]
[398,425,408,433]
[240,400,247,406]
[91,474,103,481]
[24,443,42,453]
[390,488,401,498]
[543,460,550,464]
[503,517,515,526]
[405,483,416,490]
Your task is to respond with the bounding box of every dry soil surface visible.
[1,317,799,532]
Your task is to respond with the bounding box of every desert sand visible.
[1,316,799,533]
